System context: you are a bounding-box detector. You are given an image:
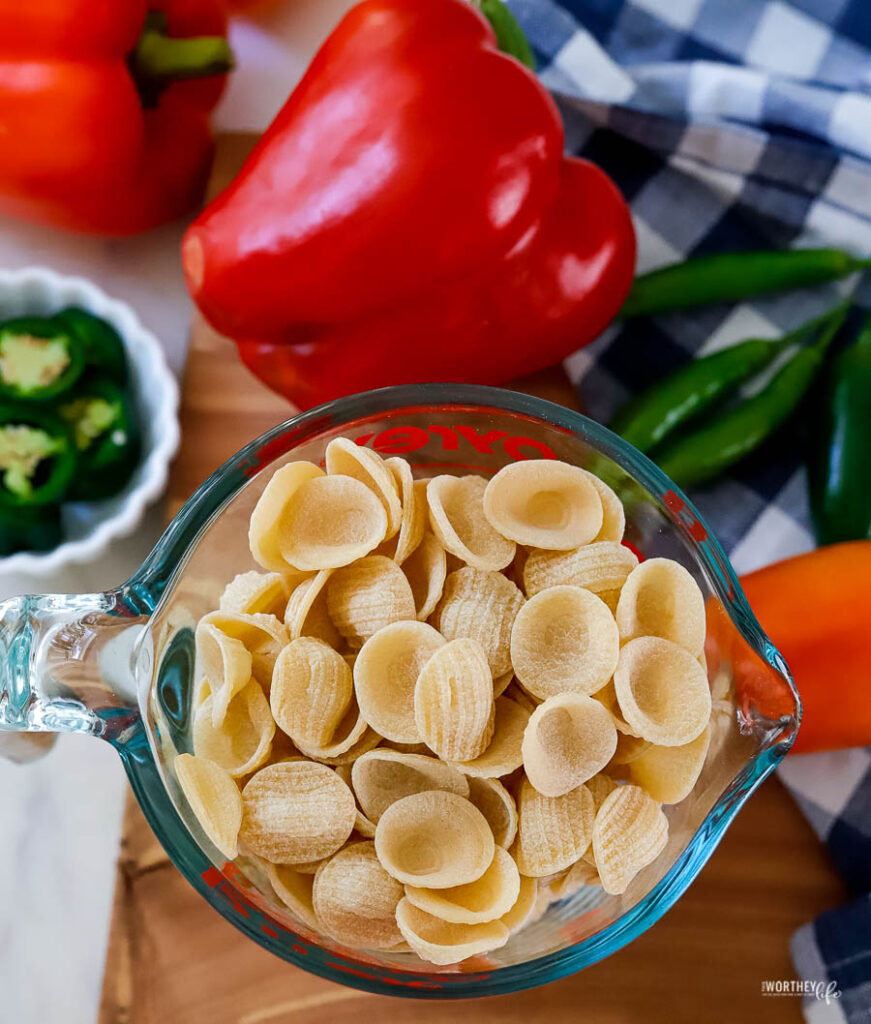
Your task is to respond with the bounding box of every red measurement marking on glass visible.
[622,539,645,562]
[663,489,708,542]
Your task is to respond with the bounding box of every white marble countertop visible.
[0,3,355,1021]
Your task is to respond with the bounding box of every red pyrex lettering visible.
[354,424,556,460]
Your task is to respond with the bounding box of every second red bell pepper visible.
[182,0,635,408]
[0,0,233,235]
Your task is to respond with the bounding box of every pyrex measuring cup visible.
[0,384,799,997]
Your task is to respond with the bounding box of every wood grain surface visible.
[98,133,845,1023]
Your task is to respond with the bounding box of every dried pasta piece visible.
[298,729,381,767]
[284,570,341,647]
[522,693,618,797]
[629,725,710,804]
[266,861,318,929]
[467,777,517,848]
[608,732,651,766]
[580,469,625,542]
[504,681,538,715]
[201,610,289,691]
[353,809,377,839]
[278,474,388,571]
[505,545,529,590]
[354,620,445,742]
[313,841,403,948]
[293,695,371,761]
[219,571,293,617]
[510,585,620,700]
[414,638,495,761]
[395,898,509,966]
[593,679,641,736]
[523,542,638,599]
[513,778,594,877]
[427,474,515,571]
[433,568,524,677]
[614,637,711,746]
[592,784,668,895]
[270,637,353,750]
[483,460,604,549]
[499,873,538,933]
[249,460,324,571]
[193,677,211,712]
[493,671,514,698]
[327,556,416,647]
[193,680,275,778]
[545,857,600,899]
[351,749,469,824]
[404,846,521,924]
[287,856,329,875]
[385,460,427,564]
[450,696,529,779]
[239,761,356,864]
[380,740,432,756]
[325,437,402,539]
[196,620,252,728]
[616,558,706,655]
[175,754,242,860]
[374,791,494,888]
[402,531,447,621]
[586,773,618,812]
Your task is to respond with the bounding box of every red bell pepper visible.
[0,0,234,235]
[182,0,635,408]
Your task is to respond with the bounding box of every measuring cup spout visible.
[0,587,150,761]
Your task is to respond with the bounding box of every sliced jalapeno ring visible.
[0,316,85,402]
[52,308,128,384]
[0,401,77,507]
[60,378,141,501]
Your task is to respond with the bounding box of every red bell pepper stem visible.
[131,12,234,94]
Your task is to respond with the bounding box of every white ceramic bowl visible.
[0,267,180,577]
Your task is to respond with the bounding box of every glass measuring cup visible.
[0,384,799,997]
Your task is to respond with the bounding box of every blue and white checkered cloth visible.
[507,0,871,1018]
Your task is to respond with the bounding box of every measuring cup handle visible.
[0,588,150,760]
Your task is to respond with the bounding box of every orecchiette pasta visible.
[177,442,715,966]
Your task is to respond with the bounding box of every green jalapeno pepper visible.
[621,249,871,320]
[654,302,848,489]
[0,400,76,508]
[59,378,141,501]
[610,306,844,454]
[809,312,871,544]
[0,502,62,555]
[0,316,84,402]
[52,308,128,384]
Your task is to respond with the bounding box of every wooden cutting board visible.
[98,136,844,1024]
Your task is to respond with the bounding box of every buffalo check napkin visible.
[507,0,871,1017]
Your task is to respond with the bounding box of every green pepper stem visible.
[470,0,536,69]
[130,11,234,102]
[133,29,234,81]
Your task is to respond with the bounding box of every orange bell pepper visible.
[739,541,871,754]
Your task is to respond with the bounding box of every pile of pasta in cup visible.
[174,438,713,966]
